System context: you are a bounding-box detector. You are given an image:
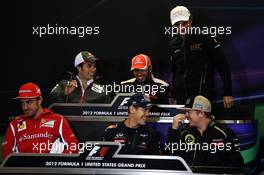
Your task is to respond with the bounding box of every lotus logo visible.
[116,132,124,137]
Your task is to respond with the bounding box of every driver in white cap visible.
[167,95,244,168]
[49,51,111,104]
[169,6,234,109]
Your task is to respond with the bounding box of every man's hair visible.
[75,62,94,73]
[74,62,84,75]
[172,15,192,27]
[196,111,211,118]
[77,62,85,68]
[204,112,211,118]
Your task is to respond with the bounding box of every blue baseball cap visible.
[127,94,152,109]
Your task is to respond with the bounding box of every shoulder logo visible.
[185,134,195,144]
[17,121,27,132]
[105,124,117,131]
[41,119,55,128]
[115,132,124,138]
[91,84,103,93]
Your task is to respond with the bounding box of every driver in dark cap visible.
[103,93,160,155]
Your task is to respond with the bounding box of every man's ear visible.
[148,66,152,73]
[77,65,82,72]
[129,106,136,114]
[38,97,43,106]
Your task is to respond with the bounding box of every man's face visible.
[20,98,42,118]
[78,62,97,80]
[186,110,200,127]
[133,69,150,82]
[132,106,150,126]
[173,20,192,36]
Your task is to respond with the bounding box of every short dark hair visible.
[75,62,88,74]
[77,62,84,68]
[196,111,211,118]
[204,112,211,118]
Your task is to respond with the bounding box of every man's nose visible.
[136,72,142,76]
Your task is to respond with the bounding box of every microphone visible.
[65,71,75,103]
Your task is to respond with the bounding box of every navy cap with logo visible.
[127,94,152,109]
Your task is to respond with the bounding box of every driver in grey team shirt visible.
[49,51,111,104]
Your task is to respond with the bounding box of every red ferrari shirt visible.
[2,108,79,160]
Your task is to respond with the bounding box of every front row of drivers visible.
[2,82,243,169]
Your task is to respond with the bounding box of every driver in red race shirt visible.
[2,82,79,160]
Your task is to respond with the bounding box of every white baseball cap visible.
[74,51,99,67]
[170,6,191,26]
[181,95,212,113]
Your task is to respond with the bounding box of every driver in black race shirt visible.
[103,93,160,155]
